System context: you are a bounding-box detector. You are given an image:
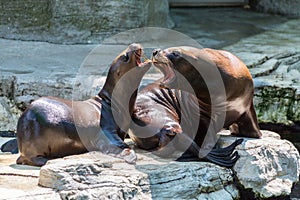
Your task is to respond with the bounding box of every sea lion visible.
[129,46,261,167]
[16,43,151,166]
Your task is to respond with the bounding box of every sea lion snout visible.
[152,49,168,63]
[127,43,151,68]
[152,48,161,57]
[128,43,142,52]
[152,49,177,87]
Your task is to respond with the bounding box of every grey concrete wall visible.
[0,0,173,44]
[250,0,300,16]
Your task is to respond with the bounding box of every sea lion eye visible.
[122,53,129,62]
[167,51,180,61]
[172,51,179,57]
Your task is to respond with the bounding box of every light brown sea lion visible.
[16,43,151,166]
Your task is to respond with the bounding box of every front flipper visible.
[100,99,137,164]
[100,100,130,150]
[16,155,49,167]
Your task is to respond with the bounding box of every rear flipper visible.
[17,155,49,167]
[203,139,243,168]
[177,135,243,168]
[206,139,243,157]
[1,139,18,154]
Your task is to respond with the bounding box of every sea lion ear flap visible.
[180,51,198,62]
[172,50,181,57]
[166,49,180,61]
[176,47,198,61]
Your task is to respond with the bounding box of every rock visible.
[254,85,299,125]
[0,75,16,100]
[14,79,75,108]
[0,0,173,44]
[39,151,238,200]
[0,154,60,200]
[219,130,300,199]
[224,19,300,126]
[0,97,21,132]
[38,130,300,199]
[250,0,300,16]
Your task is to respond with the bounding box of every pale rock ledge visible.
[38,130,300,200]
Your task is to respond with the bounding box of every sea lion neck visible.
[98,88,112,103]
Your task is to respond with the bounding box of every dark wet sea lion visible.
[129,46,261,167]
[16,43,151,166]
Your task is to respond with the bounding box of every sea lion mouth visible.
[152,52,176,87]
[134,49,152,68]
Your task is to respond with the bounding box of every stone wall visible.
[224,18,300,127]
[250,0,300,16]
[0,0,173,44]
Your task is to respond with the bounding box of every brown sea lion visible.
[129,46,261,167]
[16,43,151,166]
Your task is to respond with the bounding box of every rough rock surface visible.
[224,18,300,125]
[0,97,21,132]
[0,0,173,44]
[0,154,60,200]
[250,0,300,16]
[220,130,300,199]
[35,131,299,200]
[39,152,238,200]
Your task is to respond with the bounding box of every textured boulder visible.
[0,154,60,200]
[0,75,16,100]
[250,0,300,16]
[252,52,300,125]
[39,151,238,200]
[0,97,21,132]
[219,130,300,199]
[224,18,300,126]
[0,0,173,44]
[38,131,300,199]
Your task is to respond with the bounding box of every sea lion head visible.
[152,46,201,89]
[109,43,151,82]
[101,43,152,98]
